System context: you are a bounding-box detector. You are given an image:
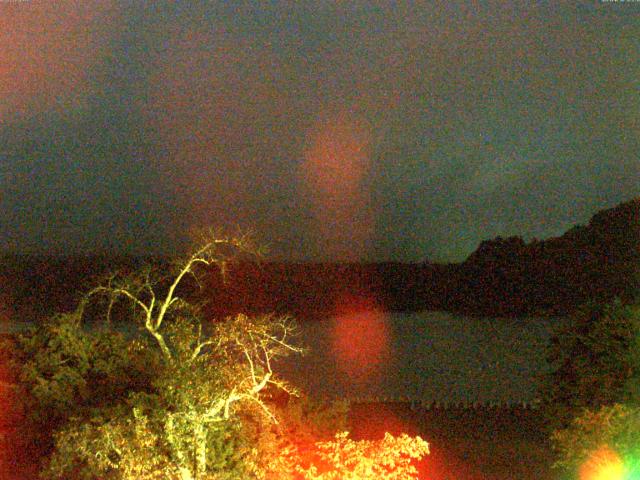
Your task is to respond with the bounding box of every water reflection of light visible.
[330,295,390,382]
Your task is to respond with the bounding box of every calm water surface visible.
[2,311,563,404]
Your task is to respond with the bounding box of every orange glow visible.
[330,295,390,381]
[579,445,626,480]
[300,111,374,259]
[0,341,14,478]
[302,112,371,201]
[0,1,116,123]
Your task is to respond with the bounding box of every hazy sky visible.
[1,1,638,261]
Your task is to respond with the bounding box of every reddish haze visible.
[0,1,116,123]
[0,340,15,477]
[300,111,374,259]
[329,295,390,382]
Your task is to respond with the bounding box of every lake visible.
[1,310,563,405]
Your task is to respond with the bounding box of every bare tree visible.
[24,230,303,480]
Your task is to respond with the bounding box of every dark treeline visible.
[2,197,639,321]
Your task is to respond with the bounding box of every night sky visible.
[1,1,639,262]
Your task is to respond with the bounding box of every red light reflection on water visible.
[330,296,390,382]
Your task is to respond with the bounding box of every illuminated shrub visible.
[546,298,640,479]
[279,431,429,480]
[6,231,432,480]
[551,403,640,479]
[8,233,304,480]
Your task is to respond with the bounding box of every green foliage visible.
[542,298,640,428]
[551,403,640,478]
[287,431,429,480]
[280,396,350,444]
[9,232,431,480]
[31,311,301,480]
[43,398,250,480]
[546,297,640,477]
[242,396,351,479]
[9,233,303,480]
[4,311,150,464]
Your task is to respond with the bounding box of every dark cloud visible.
[1,1,638,260]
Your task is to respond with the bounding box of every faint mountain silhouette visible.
[2,197,639,320]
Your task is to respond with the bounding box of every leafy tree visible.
[286,431,429,480]
[245,395,429,480]
[1,310,149,473]
[551,403,640,479]
[7,230,432,479]
[236,394,429,480]
[542,298,640,428]
[8,231,303,480]
[243,395,351,479]
[544,296,640,478]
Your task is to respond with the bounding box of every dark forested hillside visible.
[450,197,640,316]
[205,197,640,318]
[2,197,639,321]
